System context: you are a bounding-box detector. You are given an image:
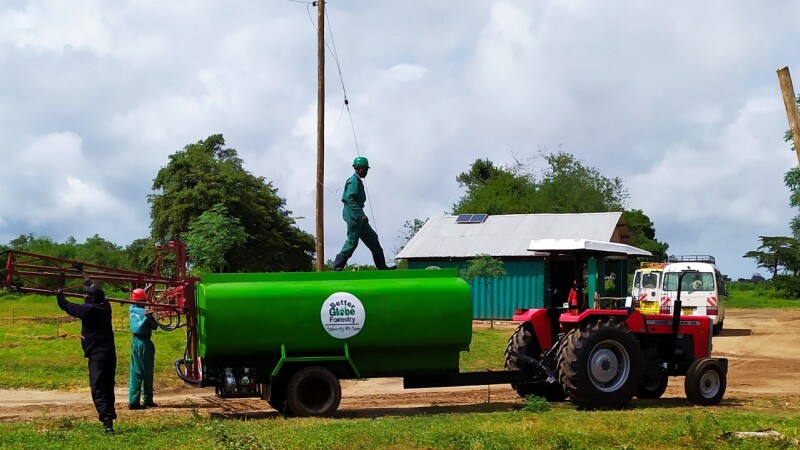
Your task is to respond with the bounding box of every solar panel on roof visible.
[456,214,488,224]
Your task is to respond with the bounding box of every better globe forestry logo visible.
[321,292,365,339]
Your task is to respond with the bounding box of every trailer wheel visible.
[635,370,668,399]
[285,366,341,417]
[684,358,726,405]
[504,322,566,402]
[558,318,642,410]
[267,380,288,415]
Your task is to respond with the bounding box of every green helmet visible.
[352,156,370,168]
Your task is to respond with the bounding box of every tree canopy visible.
[148,134,315,272]
[451,152,667,258]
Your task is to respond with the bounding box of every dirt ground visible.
[1,309,799,422]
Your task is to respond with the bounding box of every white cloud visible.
[2,1,800,278]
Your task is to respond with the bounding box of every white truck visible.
[659,255,726,335]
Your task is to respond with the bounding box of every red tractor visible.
[504,269,727,409]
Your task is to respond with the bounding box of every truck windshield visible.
[663,272,714,292]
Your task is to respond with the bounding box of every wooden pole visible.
[315,0,326,272]
[777,66,800,168]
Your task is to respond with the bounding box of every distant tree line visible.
[2,137,669,275]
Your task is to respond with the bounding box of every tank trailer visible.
[2,243,726,416]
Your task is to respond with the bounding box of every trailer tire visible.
[267,380,288,415]
[504,322,566,402]
[684,358,726,405]
[635,370,668,399]
[558,318,642,410]
[285,366,341,417]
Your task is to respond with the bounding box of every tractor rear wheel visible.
[504,322,566,402]
[558,318,642,409]
[684,358,726,405]
[285,366,341,417]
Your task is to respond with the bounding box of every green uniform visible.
[128,304,157,406]
[339,173,382,258]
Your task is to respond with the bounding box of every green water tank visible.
[196,269,472,378]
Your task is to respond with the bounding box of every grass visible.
[0,406,798,449]
[726,283,800,309]
[0,293,188,390]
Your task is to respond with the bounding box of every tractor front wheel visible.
[558,318,642,409]
[684,358,726,405]
[285,366,342,417]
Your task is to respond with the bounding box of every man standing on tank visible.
[332,156,395,271]
[56,272,117,436]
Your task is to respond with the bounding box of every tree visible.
[451,152,665,256]
[148,135,315,272]
[460,254,506,329]
[743,236,800,277]
[622,209,669,261]
[184,204,248,273]
[392,218,427,270]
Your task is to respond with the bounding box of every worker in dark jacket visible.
[56,281,117,435]
[332,156,395,271]
[128,288,158,410]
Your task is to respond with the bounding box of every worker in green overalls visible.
[128,288,158,410]
[332,156,396,271]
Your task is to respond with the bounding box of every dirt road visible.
[1,309,798,421]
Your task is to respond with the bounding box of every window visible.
[663,272,714,292]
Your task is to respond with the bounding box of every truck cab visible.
[659,255,726,335]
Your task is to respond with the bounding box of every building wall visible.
[406,260,546,320]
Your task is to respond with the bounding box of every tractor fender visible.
[512,308,555,351]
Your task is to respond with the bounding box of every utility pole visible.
[777,66,800,169]
[315,0,325,272]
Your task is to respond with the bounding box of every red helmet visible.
[131,288,147,301]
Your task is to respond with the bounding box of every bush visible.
[770,275,800,299]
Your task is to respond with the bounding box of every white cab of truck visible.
[660,255,726,335]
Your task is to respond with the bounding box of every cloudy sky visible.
[1,1,799,279]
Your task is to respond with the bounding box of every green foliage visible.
[622,209,669,261]
[726,281,800,307]
[743,236,800,278]
[148,134,315,272]
[184,204,248,272]
[536,151,627,213]
[522,395,551,412]
[451,152,666,259]
[3,233,146,271]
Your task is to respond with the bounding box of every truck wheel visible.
[684,358,726,406]
[635,370,668,399]
[712,320,723,336]
[558,318,642,410]
[285,366,341,417]
[504,322,566,402]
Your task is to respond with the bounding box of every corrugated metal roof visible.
[396,212,626,259]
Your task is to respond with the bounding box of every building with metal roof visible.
[396,212,649,320]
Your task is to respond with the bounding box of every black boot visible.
[372,250,396,270]
[332,253,348,271]
[103,419,115,435]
